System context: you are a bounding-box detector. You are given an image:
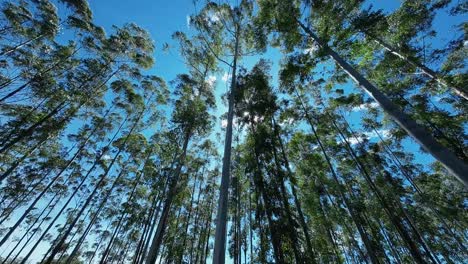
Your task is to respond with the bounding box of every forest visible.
[0,0,467,263]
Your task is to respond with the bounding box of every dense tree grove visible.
[0,0,466,263]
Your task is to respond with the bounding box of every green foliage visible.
[0,1,466,264]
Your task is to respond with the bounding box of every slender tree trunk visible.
[252,150,285,263]
[179,166,201,263]
[133,191,160,264]
[88,220,112,264]
[377,220,403,264]
[189,169,206,264]
[296,20,468,186]
[67,168,130,262]
[19,161,99,264]
[248,184,253,263]
[133,216,151,264]
[203,209,213,264]
[138,188,166,264]
[75,149,151,262]
[145,130,191,264]
[320,188,347,261]
[196,193,214,264]
[20,110,128,264]
[99,212,127,264]
[212,23,240,264]
[369,124,468,253]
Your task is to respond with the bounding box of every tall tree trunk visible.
[377,220,403,264]
[212,24,240,264]
[73,149,150,262]
[88,220,112,264]
[179,166,202,263]
[138,188,166,264]
[369,124,468,253]
[133,189,162,264]
[296,20,468,186]
[67,168,131,262]
[248,183,253,263]
[189,169,206,264]
[99,209,127,264]
[196,193,214,264]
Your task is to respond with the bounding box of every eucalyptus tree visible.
[233,60,314,263]
[186,2,267,262]
[144,74,214,263]
[40,72,166,264]
[256,0,468,185]
[0,17,153,159]
[1,24,162,262]
[145,57,216,264]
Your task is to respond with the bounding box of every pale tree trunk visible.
[212,24,240,264]
[296,20,468,186]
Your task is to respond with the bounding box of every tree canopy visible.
[0,0,466,263]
